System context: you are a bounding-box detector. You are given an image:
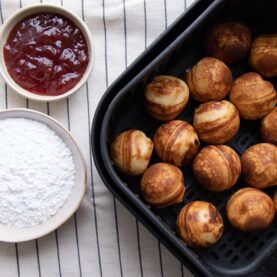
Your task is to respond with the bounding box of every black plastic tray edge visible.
[91,1,216,276]
[98,1,228,276]
[92,120,205,277]
[91,0,211,276]
[98,0,277,276]
[92,0,212,127]
[99,0,226,141]
[91,75,276,277]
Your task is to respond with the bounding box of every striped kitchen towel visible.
[0,0,195,276]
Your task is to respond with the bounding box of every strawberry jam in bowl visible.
[0,4,94,101]
[4,13,89,96]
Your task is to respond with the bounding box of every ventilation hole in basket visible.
[224,249,233,258]
[271,254,277,262]
[208,194,216,201]
[246,251,255,260]
[211,251,219,260]
[125,125,134,130]
[216,199,222,205]
[183,112,194,123]
[230,255,239,264]
[239,136,249,146]
[266,231,275,239]
[250,236,258,243]
[240,245,249,254]
[223,228,229,236]
[256,241,265,250]
[234,239,242,248]
[186,191,194,200]
[218,204,226,212]
[219,243,227,251]
[249,129,258,136]
[249,141,257,147]
[228,233,236,242]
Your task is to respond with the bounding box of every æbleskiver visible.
[0,118,75,228]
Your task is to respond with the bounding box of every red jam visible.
[4,13,89,96]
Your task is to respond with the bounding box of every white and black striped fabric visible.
[0,0,195,276]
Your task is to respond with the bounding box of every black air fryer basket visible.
[92,0,277,276]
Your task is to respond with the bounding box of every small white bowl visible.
[0,4,94,102]
[0,109,87,242]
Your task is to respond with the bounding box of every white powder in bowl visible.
[0,118,75,228]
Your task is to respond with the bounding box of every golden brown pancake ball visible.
[111,129,153,175]
[204,22,251,63]
[144,75,189,121]
[261,107,277,145]
[193,145,241,191]
[153,120,200,166]
[193,100,240,144]
[241,143,277,188]
[230,72,276,120]
[186,57,233,102]
[177,201,223,247]
[249,34,277,77]
[140,163,185,207]
[226,187,275,232]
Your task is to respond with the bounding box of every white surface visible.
[0,3,94,102]
[0,109,86,242]
[0,4,94,102]
[0,0,195,276]
[0,117,75,228]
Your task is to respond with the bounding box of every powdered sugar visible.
[0,118,75,228]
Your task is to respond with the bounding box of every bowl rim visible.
[0,3,94,102]
[0,108,87,242]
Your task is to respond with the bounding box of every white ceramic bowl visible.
[0,4,94,102]
[0,109,87,242]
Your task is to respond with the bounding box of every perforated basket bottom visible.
[104,0,277,274]
[108,88,277,273]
